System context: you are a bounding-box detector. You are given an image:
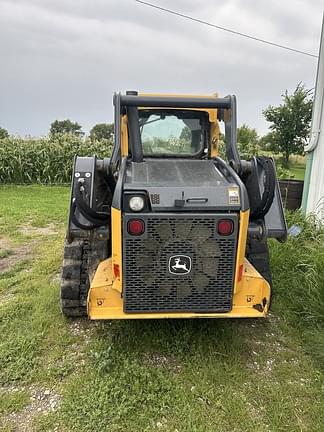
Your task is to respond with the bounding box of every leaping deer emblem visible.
[172,257,189,272]
[169,255,191,274]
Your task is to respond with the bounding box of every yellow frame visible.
[88,209,271,320]
[88,257,270,319]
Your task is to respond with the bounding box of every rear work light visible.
[217,219,234,236]
[127,219,145,236]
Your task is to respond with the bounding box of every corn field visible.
[0,135,112,183]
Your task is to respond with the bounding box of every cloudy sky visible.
[0,0,322,136]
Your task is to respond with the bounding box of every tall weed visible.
[270,211,324,365]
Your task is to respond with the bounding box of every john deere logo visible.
[169,255,192,275]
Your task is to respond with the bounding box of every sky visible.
[0,0,323,137]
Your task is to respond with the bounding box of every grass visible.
[270,211,324,366]
[0,390,30,415]
[0,185,323,431]
[286,162,306,180]
[0,250,12,259]
[272,155,306,180]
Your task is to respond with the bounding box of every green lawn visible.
[276,161,306,181]
[285,162,306,180]
[0,186,323,431]
[271,155,306,180]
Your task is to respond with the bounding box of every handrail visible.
[118,95,232,109]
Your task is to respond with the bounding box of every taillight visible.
[127,219,145,236]
[217,219,234,236]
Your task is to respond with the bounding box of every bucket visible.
[279,179,304,210]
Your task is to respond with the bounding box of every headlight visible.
[129,196,145,212]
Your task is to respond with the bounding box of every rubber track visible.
[61,235,109,317]
[61,239,90,317]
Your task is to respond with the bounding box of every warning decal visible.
[228,187,240,205]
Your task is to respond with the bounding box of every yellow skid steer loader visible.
[61,92,287,319]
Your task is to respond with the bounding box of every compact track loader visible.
[61,91,287,319]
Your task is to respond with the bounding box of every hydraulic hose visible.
[72,185,109,230]
[74,186,108,221]
[71,201,102,230]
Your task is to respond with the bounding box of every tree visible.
[263,83,313,164]
[89,123,114,142]
[50,119,84,137]
[0,127,9,139]
[259,132,278,153]
[237,124,259,156]
[179,125,191,141]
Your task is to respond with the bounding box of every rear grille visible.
[123,214,238,313]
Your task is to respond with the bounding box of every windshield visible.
[139,110,207,156]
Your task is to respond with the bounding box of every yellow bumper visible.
[87,258,270,320]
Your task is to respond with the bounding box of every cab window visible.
[139,110,207,156]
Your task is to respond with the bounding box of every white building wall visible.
[306,135,324,219]
[306,17,324,220]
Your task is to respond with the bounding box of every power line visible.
[134,0,319,59]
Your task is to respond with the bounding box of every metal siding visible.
[305,18,324,220]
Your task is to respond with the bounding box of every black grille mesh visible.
[123,215,237,313]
